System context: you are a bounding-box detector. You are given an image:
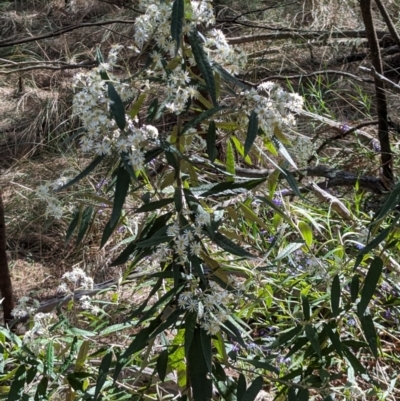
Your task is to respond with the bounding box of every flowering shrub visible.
[2,0,399,400]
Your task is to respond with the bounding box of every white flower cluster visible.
[23,312,55,344]
[11,296,40,319]
[131,0,245,115]
[72,46,159,170]
[36,175,72,220]
[58,266,94,293]
[204,29,247,75]
[155,210,210,264]
[178,279,242,336]
[291,136,315,168]
[240,82,304,137]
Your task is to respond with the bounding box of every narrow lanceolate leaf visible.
[134,198,174,213]
[45,341,54,376]
[297,389,310,401]
[182,106,224,134]
[298,221,313,247]
[108,82,126,130]
[65,209,80,243]
[342,345,366,373]
[302,296,310,321]
[94,351,112,401]
[244,111,258,156]
[193,179,265,198]
[189,30,217,106]
[226,139,235,181]
[237,374,247,401]
[34,377,48,401]
[323,324,342,356]
[8,365,26,401]
[331,274,341,317]
[242,376,263,401]
[350,274,360,303]
[239,357,279,374]
[188,328,213,401]
[130,93,147,118]
[357,257,383,317]
[270,325,303,348]
[101,215,120,248]
[146,98,159,123]
[110,165,131,227]
[156,349,169,382]
[360,314,379,358]
[305,325,321,358]
[76,206,93,245]
[207,120,217,163]
[184,311,198,357]
[213,231,255,258]
[281,168,302,198]
[274,242,304,261]
[171,0,184,55]
[213,62,251,90]
[56,156,104,192]
[354,222,397,268]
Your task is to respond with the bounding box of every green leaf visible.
[350,274,359,303]
[305,325,321,358]
[239,357,279,374]
[237,374,247,401]
[287,388,297,401]
[298,221,313,247]
[107,82,126,130]
[281,168,302,198]
[212,232,255,258]
[213,63,251,90]
[255,196,295,226]
[65,209,79,243]
[193,179,265,198]
[331,274,341,317]
[302,296,310,321]
[110,165,131,227]
[94,351,112,401]
[342,345,366,373]
[188,328,213,401]
[354,219,398,268]
[207,120,217,163]
[182,106,224,135]
[45,341,54,376]
[100,215,120,248]
[189,31,217,106]
[242,376,263,401]
[297,389,309,401]
[200,328,212,373]
[8,365,26,401]
[185,311,198,357]
[146,98,159,123]
[34,377,48,401]
[55,156,104,192]
[372,181,400,224]
[357,257,383,317]
[323,324,342,356]
[134,198,174,213]
[275,242,304,261]
[244,111,258,156]
[171,0,184,55]
[76,206,93,246]
[323,396,334,401]
[157,349,169,382]
[130,93,147,118]
[270,326,303,348]
[226,139,235,181]
[360,314,379,358]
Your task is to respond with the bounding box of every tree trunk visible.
[0,190,14,325]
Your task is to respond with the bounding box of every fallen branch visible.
[359,66,400,94]
[227,30,388,45]
[0,19,137,48]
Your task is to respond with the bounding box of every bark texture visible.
[0,191,14,325]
